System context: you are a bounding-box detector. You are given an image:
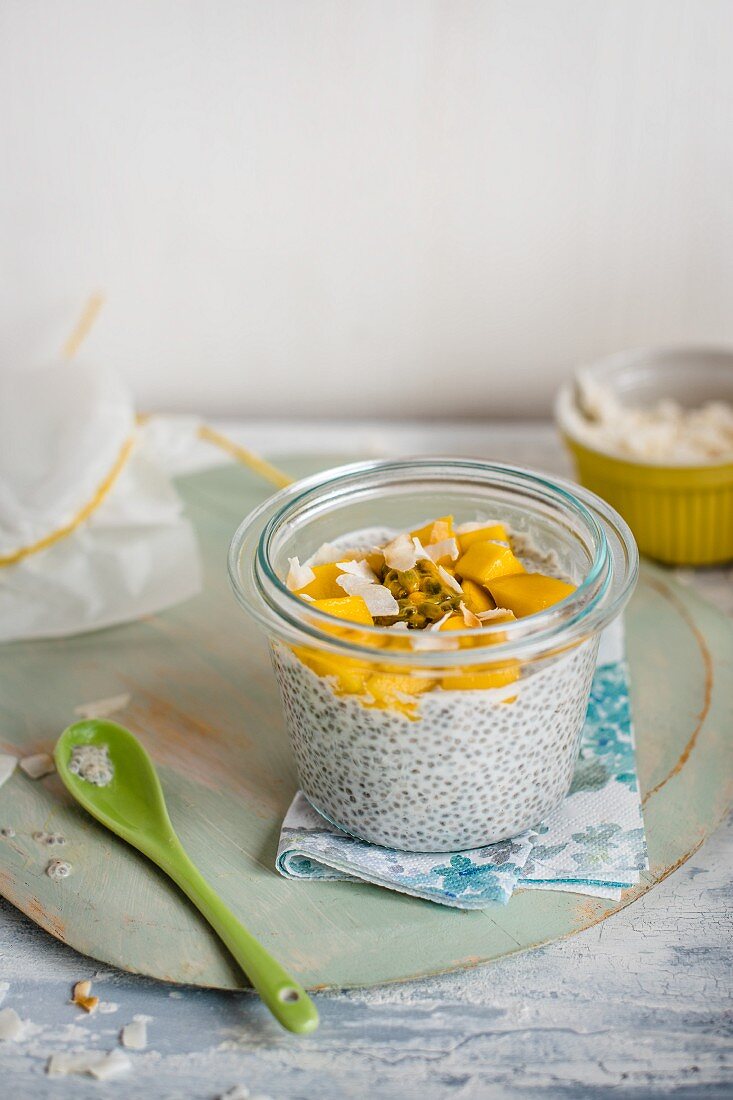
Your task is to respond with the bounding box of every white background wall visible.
[2,1,732,419]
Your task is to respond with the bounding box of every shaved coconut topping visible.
[455,520,489,533]
[300,593,316,603]
[286,557,316,591]
[459,602,482,628]
[382,532,418,571]
[424,537,459,563]
[336,559,378,582]
[478,607,514,621]
[47,1050,132,1080]
[306,542,348,566]
[437,564,463,594]
[121,1016,149,1050]
[428,612,453,631]
[336,573,398,615]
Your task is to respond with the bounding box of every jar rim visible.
[228,458,638,667]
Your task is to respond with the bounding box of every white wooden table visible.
[2,421,731,1099]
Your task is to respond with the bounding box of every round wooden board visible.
[0,459,731,991]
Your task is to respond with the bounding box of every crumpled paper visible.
[0,360,200,642]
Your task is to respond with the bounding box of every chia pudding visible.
[228,460,638,852]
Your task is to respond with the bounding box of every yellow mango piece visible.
[308,596,374,626]
[457,523,509,553]
[410,515,454,545]
[488,573,576,618]
[296,562,346,600]
[438,614,466,631]
[455,540,525,587]
[293,647,367,695]
[460,578,495,614]
[364,671,433,719]
[441,662,519,691]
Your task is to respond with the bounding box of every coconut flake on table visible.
[120,1015,149,1050]
[47,1049,132,1080]
[0,1007,27,1042]
[19,753,55,779]
[437,564,463,595]
[286,557,316,591]
[0,755,17,790]
[73,693,131,721]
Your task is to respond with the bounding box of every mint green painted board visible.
[0,458,730,990]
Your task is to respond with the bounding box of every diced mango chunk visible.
[293,648,368,694]
[460,578,495,614]
[307,595,374,626]
[457,523,509,553]
[455,540,525,587]
[364,671,433,719]
[441,662,519,691]
[410,515,454,545]
[487,573,576,618]
[438,613,466,631]
[296,562,346,600]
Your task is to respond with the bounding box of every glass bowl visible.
[229,459,638,852]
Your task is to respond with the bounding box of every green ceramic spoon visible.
[54,720,319,1035]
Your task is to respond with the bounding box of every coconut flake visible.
[0,1007,25,1041]
[0,755,17,790]
[455,520,489,534]
[478,607,515,621]
[459,602,482,628]
[47,1050,132,1080]
[437,564,463,595]
[299,593,316,603]
[73,693,130,720]
[286,557,315,591]
[121,1015,149,1050]
[306,542,347,566]
[424,537,459,563]
[19,753,54,779]
[336,574,398,615]
[382,532,418,571]
[336,559,378,582]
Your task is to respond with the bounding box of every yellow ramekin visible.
[555,347,733,566]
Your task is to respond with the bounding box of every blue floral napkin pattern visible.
[276,622,648,908]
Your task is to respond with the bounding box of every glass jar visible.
[228,459,638,852]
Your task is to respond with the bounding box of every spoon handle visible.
[157,840,318,1034]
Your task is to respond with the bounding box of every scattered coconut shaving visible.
[437,564,463,594]
[459,602,482,628]
[47,1049,132,1080]
[46,859,72,880]
[19,753,55,779]
[336,559,378,581]
[0,755,17,790]
[120,1015,149,1050]
[72,980,99,1014]
[286,557,315,591]
[0,1007,26,1041]
[73,693,131,721]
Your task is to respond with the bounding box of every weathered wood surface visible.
[0,455,730,993]
[1,422,731,1097]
